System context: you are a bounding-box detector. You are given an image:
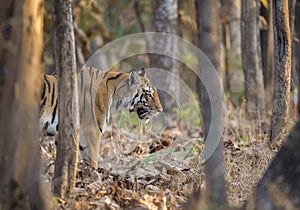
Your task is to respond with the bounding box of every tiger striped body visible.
[40,75,58,136]
[40,67,162,168]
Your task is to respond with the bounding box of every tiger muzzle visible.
[137,107,151,120]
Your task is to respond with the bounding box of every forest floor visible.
[40,108,292,209]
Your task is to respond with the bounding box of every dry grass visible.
[224,131,276,207]
[223,109,281,207]
[40,108,289,209]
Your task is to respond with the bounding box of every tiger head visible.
[128,68,163,120]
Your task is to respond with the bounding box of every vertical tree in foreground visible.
[195,0,227,208]
[270,0,291,140]
[52,0,80,199]
[0,0,45,209]
[241,0,266,121]
[196,0,223,135]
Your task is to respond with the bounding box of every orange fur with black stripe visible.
[40,74,58,136]
[40,67,162,168]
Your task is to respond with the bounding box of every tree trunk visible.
[245,119,300,209]
[241,0,266,122]
[150,0,178,129]
[260,0,274,120]
[195,0,227,208]
[0,0,45,209]
[220,0,242,96]
[289,0,296,38]
[196,0,223,134]
[224,22,232,93]
[221,0,241,62]
[52,0,80,199]
[228,0,242,61]
[289,0,297,105]
[295,1,300,116]
[270,0,292,140]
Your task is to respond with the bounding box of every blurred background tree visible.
[194,0,227,208]
[0,0,45,209]
[241,0,266,122]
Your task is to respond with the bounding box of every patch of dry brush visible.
[40,109,286,209]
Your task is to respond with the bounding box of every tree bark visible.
[289,0,297,99]
[195,0,227,208]
[260,0,274,119]
[270,0,292,140]
[241,0,266,122]
[230,0,242,60]
[220,0,242,96]
[227,0,242,61]
[150,0,178,129]
[52,0,80,199]
[289,0,296,38]
[196,0,223,134]
[0,0,45,209]
[224,22,232,93]
[295,1,300,116]
[245,119,300,209]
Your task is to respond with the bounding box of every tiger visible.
[40,67,163,168]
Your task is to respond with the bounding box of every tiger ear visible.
[129,68,145,86]
[129,69,139,86]
[137,67,145,77]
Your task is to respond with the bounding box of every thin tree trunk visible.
[261,0,274,120]
[229,0,242,61]
[289,0,296,38]
[224,22,232,93]
[241,0,266,122]
[295,0,300,116]
[289,0,297,102]
[221,0,241,63]
[220,0,241,98]
[150,0,178,129]
[52,0,80,199]
[270,0,292,140]
[288,0,297,99]
[195,0,227,208]
[0,0,45,209]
